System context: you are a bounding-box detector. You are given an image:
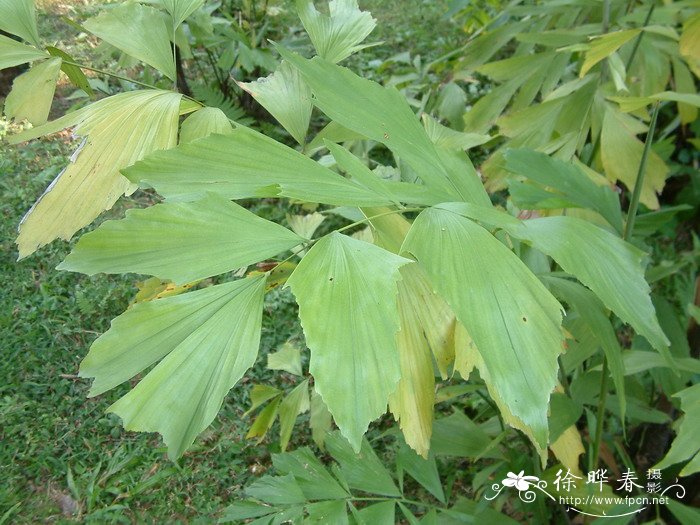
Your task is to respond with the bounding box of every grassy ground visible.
[1,1,465,523]
[0,131,305,523]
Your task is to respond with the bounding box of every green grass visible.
[0,131,309,523]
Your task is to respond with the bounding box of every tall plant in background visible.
[2,0,699,522]
[451,0,698,208]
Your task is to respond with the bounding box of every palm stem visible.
[591,100,661,470]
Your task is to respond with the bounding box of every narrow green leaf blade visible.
[544,276,626,423]
[0,33,48,69]
[325,431,400,497]
[238,61,312,145]
[58,193,303,284]
[246,474,305,505]
[296,0,376,63]
[278,380,309,451]
[580,30,641,77]
[309,388,333,450]
[397,445,445,503]
[0,0,40,46]
[306,500,348,525]
[46,46,93,96]
[219,501,277,522]
[15,90,182,258]
[245,385,282,416]
[439,204,670,353]
[124,126,392,206]
[82,276,266,459]
[84,2,176,80]
[287,233,410,449]
[272,447,349,500]
[402,208,564,449]
[655,383,700,475]
[161,0,204,27]
[179,107,233,143]
[278,48,468,203]
[4,57,61,125]
[504,149,623,233]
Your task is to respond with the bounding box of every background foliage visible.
[1,0,699,523]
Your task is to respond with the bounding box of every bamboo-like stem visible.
[61,59,159,90]
[625,3,656,71]
[591,100,661,471]
[590,359,609,470]
[624,101,661,241]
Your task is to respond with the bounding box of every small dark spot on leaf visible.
[522,317,527,322]
[329,277,334,281]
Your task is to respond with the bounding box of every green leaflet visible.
[123,126,393,206]
[245,384,282,416]
[439,203,670,353]
[237,61,312,146]
[307,500,348,524]
[278,48,472,203]
[161,0,204,27]
[58,193,303,284]
[363,209,457,377]
[179,107,233,143]
[610,91,700,114]
[82,275,266,460]
[436,82,467,129]
[4,57,61,125]
[503,149,623,234]
[278,380,310,451]
[580,29,641,77]
[46,46,93,96]
[246,396,282,441]
[600,104,668,210]
[0,0,40,47]
[518,217,669,352]
[327,142,400,205]
[680,13,700,76]
[430,410,498,459]
[422,114,491,151]
[457,20,529,72]
[246,473,306,505]
[272,447,349,500]
[84,2,176,80]
[296,0,377,63]
[396,445,445,503]
[388,266,437,458]
[286,233,410,450]
[668,499,700,525]
[0,33,48,70]
[356,501,395,525]
[325,432,400,497]
[544,277,626,423]
[463,79,520,135]
[12,90,182,259]
[402,207,564,450]
[309,389,332,450]
[267,342,303,376]
[655,383,700,476]
[219,501,277,522]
